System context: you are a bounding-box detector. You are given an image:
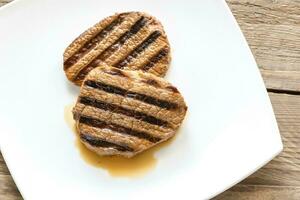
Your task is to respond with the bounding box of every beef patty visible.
[73,66,187,157]
[64,12,171,86]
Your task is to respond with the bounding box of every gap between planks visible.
[261,69,300,93]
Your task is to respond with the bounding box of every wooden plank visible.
[214,185,300,200]
[0,153,10,175]
[227,0,300,92]
[261,69,300,93]
[227,0,300,70]
[0,175,22,200]
[240,23,300,71]
[227,0,300,25]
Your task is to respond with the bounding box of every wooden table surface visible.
[0,0,299,199]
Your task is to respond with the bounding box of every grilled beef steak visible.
[73,66,187,157]
[64,12,171,86]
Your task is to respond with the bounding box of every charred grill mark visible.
[97,16,147,61]
[141,48,168,71]
[72,17,147,82]
[114,31,161,68]
[79,96,168,127]
[64,14,126,70]
[80,133,134,152]
[79,115,162,143]
[84,80,178,110]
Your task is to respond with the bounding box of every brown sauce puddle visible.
[64,104,174,177]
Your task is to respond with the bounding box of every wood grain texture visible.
[0,153,10,175]
[262,69,300,93]
[214,185,300,200]
[0,0,299,200]
[227,0,300,71]
[227,0,300,92]
[0,175,22,200]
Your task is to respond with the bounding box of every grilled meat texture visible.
[73,66,187,157]
[64,12,171,86]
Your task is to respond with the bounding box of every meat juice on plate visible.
[64,103,174,177]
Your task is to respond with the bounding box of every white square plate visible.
[0,0,282,199]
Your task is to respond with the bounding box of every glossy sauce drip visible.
[64,103,174,177]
